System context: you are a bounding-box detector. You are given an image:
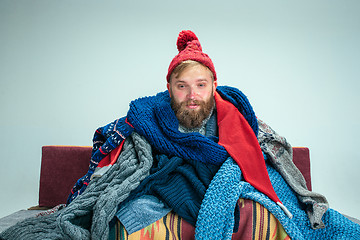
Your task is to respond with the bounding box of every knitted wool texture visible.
[1,120,357,239]
[196,158,360,240]
[118,153,220,227]
[63,85,330,233]
[66,86,257,204]
[0,133,153,240]
[166,30,217,82]
[67,116,134,204]
[127,86,282,208]
[126,86,258,164]
[257,119,329,229]
[195,120,360,240]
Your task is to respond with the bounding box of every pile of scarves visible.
[1,86,359,240]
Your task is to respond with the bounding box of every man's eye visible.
[178,85,185,88]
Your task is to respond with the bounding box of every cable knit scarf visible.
[0,132,153,240]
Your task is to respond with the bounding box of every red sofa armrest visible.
[38,146,92,207]
[38,146,312,207]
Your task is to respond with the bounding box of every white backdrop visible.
[1,0,359,220]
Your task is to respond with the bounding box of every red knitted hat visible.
[166,30,217,82]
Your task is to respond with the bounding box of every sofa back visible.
[38,145,312,208]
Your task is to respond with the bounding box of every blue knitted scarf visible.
[126,85,258,165]
[68,86,258,203]
[196,157,360,239]
[117,154,220,227]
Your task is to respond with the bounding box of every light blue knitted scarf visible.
[196,157,360,239]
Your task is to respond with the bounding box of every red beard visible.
[171,96,215,129]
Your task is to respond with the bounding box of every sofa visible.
[1,145,358,233]
[38,146,312,208]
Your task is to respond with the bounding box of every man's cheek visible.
[173,93,187,103]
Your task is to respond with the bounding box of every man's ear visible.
[167,82,171,97]
[213,81,218,95]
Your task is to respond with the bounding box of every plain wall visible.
[1,0,359,220]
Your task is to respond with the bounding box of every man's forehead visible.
[172,77,211,84]
[172,66,212,81]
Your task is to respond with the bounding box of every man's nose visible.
[187,88,197,99]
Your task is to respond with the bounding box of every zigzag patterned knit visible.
[67,116,134,204]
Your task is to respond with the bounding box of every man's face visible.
[167,64,217,129]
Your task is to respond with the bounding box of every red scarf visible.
[215,92,282,205]
[96,91,291,217]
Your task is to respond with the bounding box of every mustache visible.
[184,99,203,106]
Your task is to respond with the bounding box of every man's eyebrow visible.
[196,79,210,83]
[172,78,209,84]
[173,80,186,84]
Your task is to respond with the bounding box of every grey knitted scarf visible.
[257,119,329,229]
[0,132,153,240]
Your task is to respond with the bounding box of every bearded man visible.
[169,60,217,132]
[1,30,359,240]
